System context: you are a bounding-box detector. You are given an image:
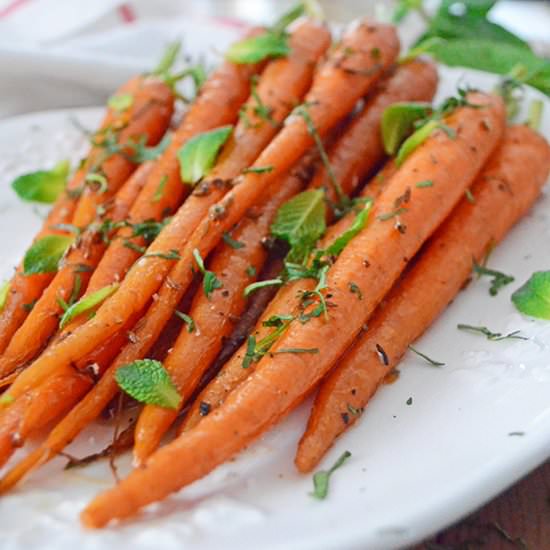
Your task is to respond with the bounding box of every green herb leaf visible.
[396,119,439,166]
[59,283,119,329]
[416,179,434,188]
[0,281,9,312]
[226,32,290,64]
[271,189,326,263]
[407,345,445,367]
[381,102,433,155]
[85,172,109,193]
[115,359,181,409]
[11,160,70,204]
[473,261,514,296]
[511,271,550,320]
[193,248,223,298]
[246,265,257,277]
[175,310,195,333]
[153,175,168,203]
[153,41,181,77]
[130,134,172,163]
[108,93,134,112]
[243,165,274,174]
[178,126,233,185]
[311,450,352,500]
[457,323,527,341]
[23,235,73,275]
[222,232,245,249]
[244,278,283,297]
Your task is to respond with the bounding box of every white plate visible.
[0,67,549,550]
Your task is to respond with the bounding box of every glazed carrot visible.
[0,76,174,354]
[0,161,154,378]
[133,158,314,464]
[0,372,92,469]
[79,92,505,527]
[295,125,550,472]
[7,18,381,401]
[310,59,438,209]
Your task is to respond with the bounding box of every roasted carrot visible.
[295,125,550,471]
[133,157,314,464]
[0,76,174,354]
[0,161,154,378]
[79,92,505,527]
[6,18,383,401]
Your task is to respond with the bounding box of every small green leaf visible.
[271,189,326,263]
[396,119,440,166]
[243,165,274,174]
[244,278,283,297]
[311,450,352,500]
[457,324,527,341]
[226,32,290,64]
[178,126,233,185]
[0,281,10,312]
[407,345,445,367]
[175,310,195,333]
[193,248,223,298]
[11,160,70,204]
[222,232,245,249]
[271,3,306,34]
[85,172,108,193]
[23,235,74,275]
[473,262,514,296]
[130,134,172,163]
[511,271,550,320]
[59,283,118,329]
[108,93,134,112]
[153,41,181,76]
[381,102,433,155]
[115,359,181,409]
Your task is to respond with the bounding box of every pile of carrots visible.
[0,5,549,529]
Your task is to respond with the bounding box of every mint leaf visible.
[381,102,433,155]
[115,359,181,409]
[59,283,119,329]
[178,126,233,185]
[108,93,133,112]
[226,32,290,64]
[193,248,223,298]
[311,450,352,500]
[0,281,9,312]
[271,189,326,263]
[23,235,73,275]
[11,160,70,204]
[511,271,550,320]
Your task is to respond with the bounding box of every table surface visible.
[208,2,550,548]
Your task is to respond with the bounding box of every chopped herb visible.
[406,397,413,406]
[311,450,352,500]
[59,283,119,329]
[244,278,283,297]
[199,401,211,416]
[85,172,108,193]
[407,345,445,367]
[23,235,73,275]
[0,281,10,312]
[222,232,245,249]
[274,347,319,355]
[508,431,525,437]
[473,261,514,296]
[347,403,363,416]
[178,126,233,185]
[377,207,408,222]
[115,359,181,409]
[263,313,294,327]
[348,281,363,300]
[511,270,550,320]
[22,300,37,312]
[129,134,172,163]
[246,265,257,277]
[243,165,274,174]
[465,188,475,203]
[123,240,146,254]
[526,99,544,131]
[249,75,277,126]
[381,102,433,155]
[11,160,70,204]
[193,248,223,298]
[108,93,133,112]
[242,320,290,369]
[175,310,195,333]
[457,324,527,341]
[144,249,180,260]
[416,179,434,188]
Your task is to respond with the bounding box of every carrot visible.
[0,161,154,378]
[0,21,333,483]
[6,17,369,401]
[310,59,438,209]
[0,76,174,354]
[133,157,314,464]
[295,125,550,472]
[79,92,505,527]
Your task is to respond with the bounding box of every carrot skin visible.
[295,125,550,472]
[79,92,505,527]
[5,21,336,399]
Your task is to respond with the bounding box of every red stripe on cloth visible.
[0,0,31,19]
[118,3,136,24]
